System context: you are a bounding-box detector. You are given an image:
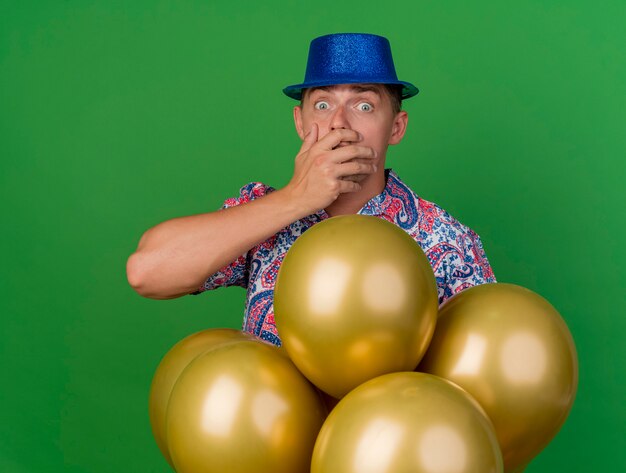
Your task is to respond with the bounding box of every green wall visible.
[1,1,624,471]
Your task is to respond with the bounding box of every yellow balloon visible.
[312,372,503,473]
[148,328,256,467]
[418,283,578,473]
[275,215,438,398]
[166,339,327,473]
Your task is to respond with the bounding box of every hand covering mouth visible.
[332,141,352,150]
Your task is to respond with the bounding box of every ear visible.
[293,105,305,140]
[388,111,408,145]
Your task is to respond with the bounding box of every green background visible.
[1,1,624,471]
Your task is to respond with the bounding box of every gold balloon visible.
[166,339,327,473]
[418,283,578,473]
[148,328,256,467]
[274,215,438,398]
[312,372,503,473]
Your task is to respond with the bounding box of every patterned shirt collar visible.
[359,168,403,216]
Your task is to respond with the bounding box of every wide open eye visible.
[314,101,330,111]
[357,102,373,112]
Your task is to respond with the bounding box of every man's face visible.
[294,83,408,170]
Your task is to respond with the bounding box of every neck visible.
[325,168,387,217]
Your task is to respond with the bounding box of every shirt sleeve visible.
[190,182,270,295]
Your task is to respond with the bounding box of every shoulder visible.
[385,171,473,238]
[395,175,482,250]
[415,195,489,263]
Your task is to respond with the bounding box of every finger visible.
[335,161,378,178]
[330,145,377,163]
[316,128,362,151]
[341,174,368,183]
[299,123,319,153]
[337,179,362,194]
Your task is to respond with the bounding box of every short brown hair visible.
[384,84,403,115]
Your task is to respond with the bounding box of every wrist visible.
[275,185,316,220]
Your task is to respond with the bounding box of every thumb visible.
[299,123,318,153]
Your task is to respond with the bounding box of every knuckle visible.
[313,155,325,167]
[324,165,335,179]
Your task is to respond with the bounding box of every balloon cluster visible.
[149,215,578,473]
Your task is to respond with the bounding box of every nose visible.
[330,105,351,131]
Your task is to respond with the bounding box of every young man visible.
[126,33,496,346]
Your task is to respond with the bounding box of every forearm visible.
[127,127,378,300]
[126,187,306,299]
